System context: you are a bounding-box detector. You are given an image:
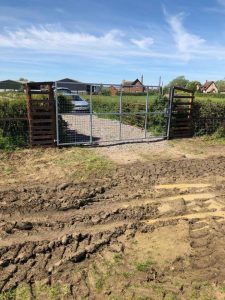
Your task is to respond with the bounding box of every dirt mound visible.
[1,157,225,299]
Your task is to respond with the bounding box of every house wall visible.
[122,81,144,93]
[204,83,218,93]
[110,86,117,96]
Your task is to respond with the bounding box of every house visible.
[201,80,218,93]
[110,85,118,96]
[122,76,144,93]
[0,80,24,92]
[56,78,98,94]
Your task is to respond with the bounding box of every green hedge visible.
[192,99,225,136]
[0,95,28,150]
[196,92,225,100]
[0,96,26,118]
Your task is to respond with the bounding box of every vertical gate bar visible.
[25,84,32,146]
[119,85,122,140]
[144,86,149,139]
[55,81,59,146]
[90,84,93,144]
[167,87,174,140]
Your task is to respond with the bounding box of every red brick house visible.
[122,77,144,93]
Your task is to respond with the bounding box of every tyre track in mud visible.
[1,157,225,297]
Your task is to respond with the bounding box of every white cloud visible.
[0,26,124,54]
[1,19,225,65]
[163,8,205,58]
[0,25,165,62]
[130,37,154,49]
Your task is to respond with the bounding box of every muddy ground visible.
[1,144,225,299]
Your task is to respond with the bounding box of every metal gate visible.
[55,81,169,146]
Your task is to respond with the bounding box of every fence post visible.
[144,86,149,139]
[119,85,122,140]
[25,84,32,146]
[90,85,93,144]
[55,81,59,146]
[167,87,173,139]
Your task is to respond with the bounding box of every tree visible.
[18,78,28,82]
[216,80,225,93]
[168,76,189,88]
[186,80,201,92]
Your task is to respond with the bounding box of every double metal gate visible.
[55,81,169,146]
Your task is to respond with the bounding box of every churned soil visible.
[1,155,225,299]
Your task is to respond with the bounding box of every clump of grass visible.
[220,284,225,293]
[211,126,225,139]
[95,276,105,292]
[131,239,138,245]
[55,148,114,182]
[0,289,16,300]
[35,283,70,299]
[135,259,153,272]
[122,271,133,279]
[190,281,216,300]
[164,293,177,300]
[15,284,31,300]
[113,254,123,264]
[0,166,13,176]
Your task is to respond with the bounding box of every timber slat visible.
[174,102,192,105]
[172,132,193,136]
[29,90,50,95]
[32,140,55,145]
[173,117,191,121]
[32,135,54,140]
[171,128,193,131]
[31,112,53,116]
[30,99,49,102]
[173,95,194,99]
[32,129,55,134]
[173,86,194,93]
[173,122,191,126]
[172,135,192,138]
[32,119,54,124]
[31,125,53,130]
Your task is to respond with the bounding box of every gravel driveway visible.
[61,114,164,144]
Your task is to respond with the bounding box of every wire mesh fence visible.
[55,82,168,145]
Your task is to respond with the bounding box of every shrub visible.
[0,96,26,118]
[192,99,225,136]
[0,95,28,150]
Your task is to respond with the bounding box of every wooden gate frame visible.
[26,82,56,147]
[167,86,195,139]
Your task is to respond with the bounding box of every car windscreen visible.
[58,89,71,93]
[72,95,84,101]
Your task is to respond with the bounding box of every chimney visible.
[141,74,143,84]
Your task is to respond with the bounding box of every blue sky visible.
[1,0,225,85]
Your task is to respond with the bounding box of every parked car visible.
[54,88,89,112]
[54,87,72,95]
[71,95,89,112]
